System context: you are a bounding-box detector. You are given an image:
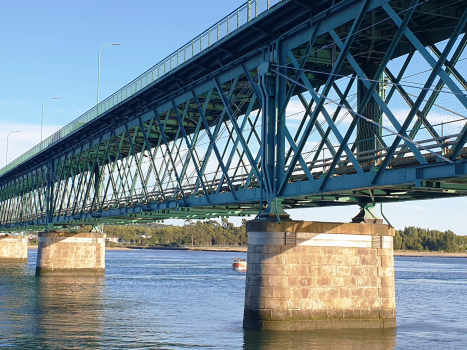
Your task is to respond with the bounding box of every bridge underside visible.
[2,0,467,230]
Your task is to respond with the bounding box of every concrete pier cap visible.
[0,234,28,263]
[243,219,396,331]
[36,231,105,277]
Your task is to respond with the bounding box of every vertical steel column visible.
[356,69,382,165]
[265,74,276,197]
[93,163,100,204]
[45,161,54,231]
[276,41,287,197]
[258,59,285,219]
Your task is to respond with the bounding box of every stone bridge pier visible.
[0,234,28,263]
[36,231,105,277]
[243,220,396,331]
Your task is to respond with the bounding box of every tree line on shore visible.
[104,218,248,247]
[394,226,467,252]
[104,219,467,252]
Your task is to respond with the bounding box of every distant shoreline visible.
[27,245,467,256]
[393,250,467,258]
[105,246,248,252]
[28,245,247,252]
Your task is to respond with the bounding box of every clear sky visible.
[1,1,466,234]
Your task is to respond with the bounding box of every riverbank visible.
[393,250,467,257]
[27,245,467,256]
[107,246,248,252]
[27,245,247,252]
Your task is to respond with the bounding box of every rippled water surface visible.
[0,249,466,349]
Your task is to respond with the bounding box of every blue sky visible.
[1,0,466,234]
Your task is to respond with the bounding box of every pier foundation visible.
[243,220,396,330]
[0,235,28,263]
[36,231,105,276]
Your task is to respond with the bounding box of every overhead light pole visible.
[42,97,59,142]
[6,131,21,165]
[97,43,121,108]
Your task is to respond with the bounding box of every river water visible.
[0,249,466,349]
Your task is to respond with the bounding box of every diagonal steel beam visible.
[191,90,239,200]
[213,78,262,183]
[329,28,427,165]
[172,101,212,203]
[383,4,467,111]
[316,78,360,164]
[284,84,320,166]
[283,53,368,189]
[124,124,150,202]
[91,138,113,210]
[384,68,440,141]
[242,64,262,105]
[232,109,261,183]
[154,110,186,200]
[406,35,467,150]
[296,92,336,157]
[430,44,467,91]
[211,92,253,190]
[216,96,257,194]
[138,116,167,202]
[373,6,467,184]
[321,0,423,190]
[191,86,235,194]
[175,103,195,190]
[278,24,320,119]
[278,0,372,194]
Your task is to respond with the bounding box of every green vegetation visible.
[395,226,467,252]
[104,218,247,247]
[103,220,467,252]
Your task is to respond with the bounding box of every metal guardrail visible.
[0,0,283,177]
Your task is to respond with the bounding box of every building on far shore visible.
[106,237,118,243]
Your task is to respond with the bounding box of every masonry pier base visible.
[35,231,105,277]
[243,220,396,331]
[0,235,28,263]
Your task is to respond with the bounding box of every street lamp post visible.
[6,131,21,165]
[42,97,59,142]
[97,43,121,108]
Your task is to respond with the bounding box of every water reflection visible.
[243,328,396,350]
[34,277,105,348]
[0,264,105,348]
[0,262,31,341]
[0,262,28,284]
[2,251,467,349]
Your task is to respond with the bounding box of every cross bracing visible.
[2,0,467,229]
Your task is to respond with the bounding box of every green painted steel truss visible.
[2,0,467,230]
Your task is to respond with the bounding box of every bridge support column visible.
[36,231,105,276]
[0,235,28,263]
[243,220,396,330]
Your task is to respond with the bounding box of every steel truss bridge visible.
[1,0,467,230]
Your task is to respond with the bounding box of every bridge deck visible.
[1,0,462,179]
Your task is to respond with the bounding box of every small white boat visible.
[232,257,247,271]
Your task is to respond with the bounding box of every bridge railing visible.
[0,0,283,177]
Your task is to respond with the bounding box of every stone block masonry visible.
[243,220,396,331]
[36,231,105,277]
[0,235,28,262]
